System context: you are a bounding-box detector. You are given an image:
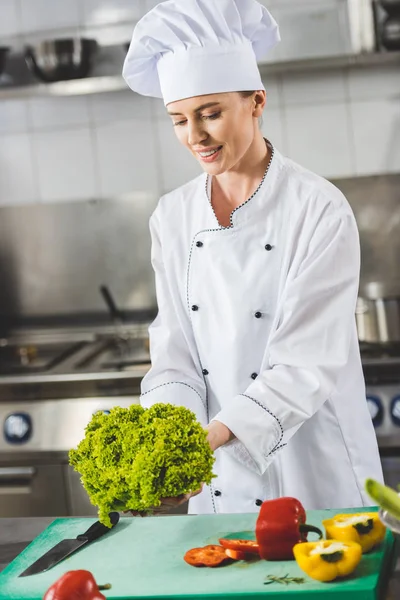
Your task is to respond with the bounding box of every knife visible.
[19,512,120,577]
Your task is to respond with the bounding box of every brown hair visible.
[239,91,256,98]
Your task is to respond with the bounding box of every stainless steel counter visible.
[0,517,399,598]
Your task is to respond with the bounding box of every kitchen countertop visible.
[0,517,399,598]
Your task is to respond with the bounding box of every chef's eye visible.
[204,112,221,120]
[173,119,187,127]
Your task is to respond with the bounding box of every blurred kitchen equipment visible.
[0,47,10,77]
[356,282,400,344]
[263,0,376,64]
[25,38,98,83]
[382,13,400,49]
[378,0,400,49]
[99,284,131,354]
[380,0,400,13]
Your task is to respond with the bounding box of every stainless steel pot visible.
[25,38,97,83]
[356,282,400,343]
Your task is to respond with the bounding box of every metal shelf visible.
[0,75,128,100]
[258,50,400,75]
[0,51,399,101]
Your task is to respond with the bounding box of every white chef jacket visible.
[140,146,383,514]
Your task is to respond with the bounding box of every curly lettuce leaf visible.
[69,404,215,526]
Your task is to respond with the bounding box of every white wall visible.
[0,0,399,206]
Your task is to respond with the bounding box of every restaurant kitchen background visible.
[0,0,399,518]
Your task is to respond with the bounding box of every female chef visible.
[123,0,383,515]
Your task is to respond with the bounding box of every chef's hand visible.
[205,420,235,452]
[128,485,203,517]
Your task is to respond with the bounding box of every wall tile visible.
[262,74,281,109]
[33,128,96,202]
[83,0,144,26]
[0,99,29,134]
[156,118,203,193]
[153,97,167,119]
[0,0,20,38]
[285,102,354,178]
[262,107,286,154]
[348,66,400,101]
[20,0,81,34]
[28,96,90,130]
[144,0,165,11]
[351,98,400,176]
[0,133,37,205]
[281,69,347,106]
[89,90,151,124]
[94,119,160,197]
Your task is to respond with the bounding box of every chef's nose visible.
[187,119,208,147]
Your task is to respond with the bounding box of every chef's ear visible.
[253,90,266,117]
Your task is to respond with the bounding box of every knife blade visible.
[19,512,120,577]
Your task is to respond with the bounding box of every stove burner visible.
[69,337,150,373]
[0,342,85,375]
[360,342,400,360]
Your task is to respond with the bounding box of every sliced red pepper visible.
[224,548,248,560]
[219,538,260,555]
[184,545,230,567]
[43,570,109,600]
[255,497,323,561]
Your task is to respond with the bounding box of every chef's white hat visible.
[123,0,280,106]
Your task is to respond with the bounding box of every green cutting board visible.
[0,507,395,600]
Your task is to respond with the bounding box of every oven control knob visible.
[366,396,383,428]
[4,413,32,444]
[390,396,400,426]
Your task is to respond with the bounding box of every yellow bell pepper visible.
[293,540,362,582]
[323,512,386,553]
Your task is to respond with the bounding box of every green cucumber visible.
[365,478,400,520]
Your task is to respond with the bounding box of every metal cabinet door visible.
[0,465,68,517]
[64,465,97,516]
[381,456,400,491]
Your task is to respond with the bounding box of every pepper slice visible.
[255,497,323,561]
[293,540,362,582]
[323,512,386,553]
[184,545,230,567]
[224,548,248,560]
[43,570,108,600]
[219,538,260,555]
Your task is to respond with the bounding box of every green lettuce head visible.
[69,403,215,526]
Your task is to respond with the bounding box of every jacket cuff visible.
[140,381,208,426]
[212,393,284,474]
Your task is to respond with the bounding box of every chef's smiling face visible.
[167,91,266,175]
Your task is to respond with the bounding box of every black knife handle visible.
[77,512,120,542]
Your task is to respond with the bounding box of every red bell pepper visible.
[255,497,322,560]
[43,569,111,600]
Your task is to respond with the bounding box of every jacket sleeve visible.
[140,208,208,426]
[212,208,361,475]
